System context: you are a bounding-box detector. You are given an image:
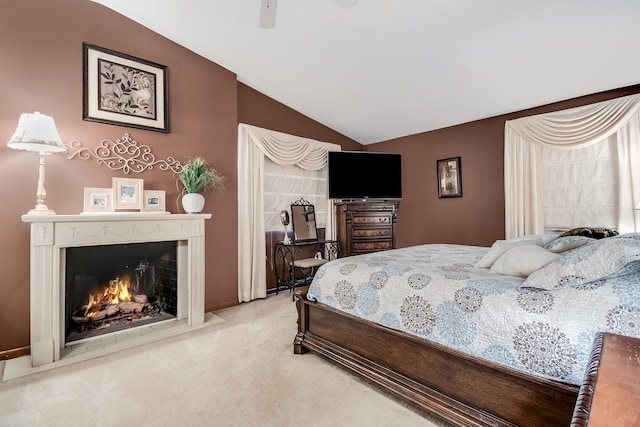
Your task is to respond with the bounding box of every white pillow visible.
[475,238,543,268]
[490,245,561,278]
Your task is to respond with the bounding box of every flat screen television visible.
[328,151,402,200]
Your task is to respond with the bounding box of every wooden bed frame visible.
[294,286,582,427]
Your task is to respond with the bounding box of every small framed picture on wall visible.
[437,157,462,198]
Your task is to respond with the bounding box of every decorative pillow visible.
[521,237,640,290]
[559,227,618,240]
[543,235,594,253]
[490,245,562,278]
[475,238,543,268]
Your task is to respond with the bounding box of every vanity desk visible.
[273,198,339,297]
[273,239,338,296]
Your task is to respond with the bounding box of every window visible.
[264,159,328,231]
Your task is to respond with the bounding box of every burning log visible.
[72,294,149,324]
[105,304,119,316]
[118,301,145,313]
[133,294,148,304]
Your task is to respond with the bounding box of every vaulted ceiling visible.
[93,0,640,144]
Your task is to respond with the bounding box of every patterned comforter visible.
[307,242,640,385]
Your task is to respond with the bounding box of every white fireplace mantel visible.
[22,213,211,368]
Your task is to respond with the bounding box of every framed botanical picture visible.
[83,43,169,133]
[83,187,114,213]
[437,157,462,198]
[142,190,166,212]
[112,177,144,210]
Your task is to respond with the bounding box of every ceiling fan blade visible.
[259,0,278,29]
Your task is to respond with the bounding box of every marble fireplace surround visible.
[18,213,212,371]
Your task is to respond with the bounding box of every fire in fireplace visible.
[65,241,178,343]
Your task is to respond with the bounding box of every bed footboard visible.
[294,287,579,427]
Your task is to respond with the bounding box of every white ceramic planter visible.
[182,193,205,213]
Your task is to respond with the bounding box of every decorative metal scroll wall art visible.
[65,133,183,175]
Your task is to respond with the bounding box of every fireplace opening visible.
[64,241,178,344]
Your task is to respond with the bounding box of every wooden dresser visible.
[335,201,399,257]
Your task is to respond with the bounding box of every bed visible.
[293,232,640,426]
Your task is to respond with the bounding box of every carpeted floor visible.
[0,292,449,427]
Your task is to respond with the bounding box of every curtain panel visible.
[237,124,341,302]
[504,94,640,238]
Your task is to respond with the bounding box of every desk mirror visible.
[291,198,318,243]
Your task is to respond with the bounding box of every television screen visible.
[328,151,402,200]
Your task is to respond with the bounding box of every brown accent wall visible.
[369,85,640,249]
[0,0,360,355]
[237,83,363,150]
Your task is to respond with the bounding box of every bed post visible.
[293,286,309,354]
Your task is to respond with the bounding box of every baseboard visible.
[0,346,30,361]
[206,299,238,312]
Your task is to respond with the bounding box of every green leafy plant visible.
[178,156,225,194]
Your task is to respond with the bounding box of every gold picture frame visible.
[112,177,144,210]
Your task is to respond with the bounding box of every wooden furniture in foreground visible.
[571,332,640,427]
[294,286,579,427]
[335,201,399,258]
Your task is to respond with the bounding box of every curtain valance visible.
[241,124,340,170]
[506,94,640,148]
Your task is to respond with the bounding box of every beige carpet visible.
[0,292,449,427]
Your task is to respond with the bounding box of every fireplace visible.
[22,213,210,367]
[64,241,178,344]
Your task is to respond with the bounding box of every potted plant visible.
[177,156,225,213]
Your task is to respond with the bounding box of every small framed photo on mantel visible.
[142,190,167,213]
[437,157,462,198]
[83,187,114,213]
[113,177,144,210]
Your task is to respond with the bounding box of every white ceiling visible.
[93,0,640,145]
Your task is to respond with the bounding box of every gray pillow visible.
[521,237,640,290]
[543,235,594,253]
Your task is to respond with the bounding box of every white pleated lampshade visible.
[7,112,66,153]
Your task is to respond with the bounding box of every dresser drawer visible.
[352,215,391,225]
[353,227,392,239]
[352,240,393,252]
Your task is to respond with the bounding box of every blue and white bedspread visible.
[307,242,640,385]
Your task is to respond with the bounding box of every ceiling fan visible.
[259,0,357,29]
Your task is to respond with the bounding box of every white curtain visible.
[237,124,341,302]
[504,94,640,239]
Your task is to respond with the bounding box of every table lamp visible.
[7,112,67,215]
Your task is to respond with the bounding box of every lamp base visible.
[26,205,56,216]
